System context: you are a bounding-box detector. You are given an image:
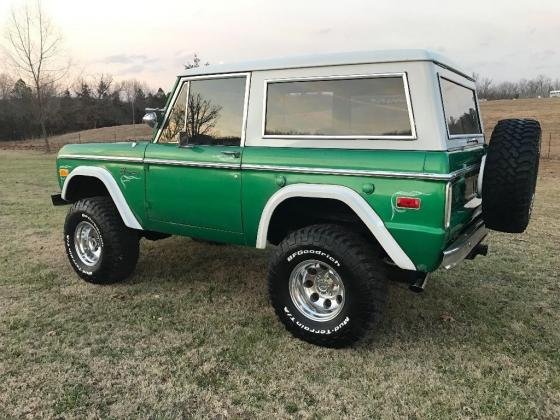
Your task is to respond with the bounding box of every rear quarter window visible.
[440,77,482,136]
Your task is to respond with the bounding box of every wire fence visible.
[540,132,558,160]
[1,126,559,160]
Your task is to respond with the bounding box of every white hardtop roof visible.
[180,49,472,80]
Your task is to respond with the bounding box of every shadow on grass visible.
[117,235,535,353]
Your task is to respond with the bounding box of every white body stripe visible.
[61,166,143,230]
[256,184,416,271]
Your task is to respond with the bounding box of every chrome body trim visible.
[447,144,484,153]
[441,219,487,269]
[58,154,144,163]
[477,154,486,197]
[444,182,453,228]
[59,154,478,180]
[144,158,239,170]
[261,72,417,140]
[242,163,479,181]
[464,196,482,209]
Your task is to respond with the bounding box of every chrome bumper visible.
[441,219,488,270]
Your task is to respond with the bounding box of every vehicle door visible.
[144,74,249,233]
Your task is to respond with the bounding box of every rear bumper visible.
[441,219,488,269]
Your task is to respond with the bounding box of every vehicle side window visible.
[264,76,414,138]
[439,77,481,136]
[184,77,246,146]
[159,82,188,143]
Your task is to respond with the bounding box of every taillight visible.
[396,196,421,209]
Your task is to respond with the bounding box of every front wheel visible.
[64,196,139,284]
[268,224,388,348]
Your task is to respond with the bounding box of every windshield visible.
[440,77,481,136]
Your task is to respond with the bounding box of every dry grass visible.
[480,98,560,159]
[0,124,153,152]
[0,151,559,418]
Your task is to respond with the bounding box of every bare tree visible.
[0,73,14,99]
[473,73,493,99]
[93,73,113,100]
[184,53,209,70]
[186,93,221,139]
[4,0,68,152]
[534,74,551,98]
[120,79,149,125]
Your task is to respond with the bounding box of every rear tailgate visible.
[446,147,486,241]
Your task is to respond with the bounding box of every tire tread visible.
[268,224,388,348]
[482,118,541,233]
[64,196,139,284]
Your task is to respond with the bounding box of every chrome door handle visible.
[222,151,240,158]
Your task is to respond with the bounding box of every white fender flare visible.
[61,166,143,230]
[256,184,416,271]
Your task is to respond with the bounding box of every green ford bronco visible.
[52,50,541,347]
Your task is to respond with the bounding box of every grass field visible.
[0,150,559,418]
[480,98,560,159]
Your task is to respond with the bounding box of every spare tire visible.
[481,118,541,233]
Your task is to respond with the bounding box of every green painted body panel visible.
[59,141,149,162]
[56,141,486,273]
[57,142,149,226]
[143,142,244,236]
[426,146,486,239]
[241,147,448,272]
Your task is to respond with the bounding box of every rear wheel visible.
[482,118,541,233]
[64,196,139,284]
[268,224,388,348]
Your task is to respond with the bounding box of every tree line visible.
[1,1,558,149]
[0,1,172,149]
[0,73,167,142]
[474,73,560,100]
[3,69,559,143]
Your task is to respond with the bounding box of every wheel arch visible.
[61,166,143,230]
[256,184,416,271]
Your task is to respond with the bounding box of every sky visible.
[0,0,559,92]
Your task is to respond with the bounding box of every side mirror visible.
[142,111,158,128]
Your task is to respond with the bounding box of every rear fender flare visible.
[256,184,416,271]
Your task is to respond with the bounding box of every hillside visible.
[0,124,153,152]
[480,98,560,158]
[1,98,558,158]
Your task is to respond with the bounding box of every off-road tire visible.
[268,224,388,348]
[64,196,139,284]
[482,118,541,233]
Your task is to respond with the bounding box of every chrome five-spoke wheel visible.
[74,221,102,266]
[289,259,345,322]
